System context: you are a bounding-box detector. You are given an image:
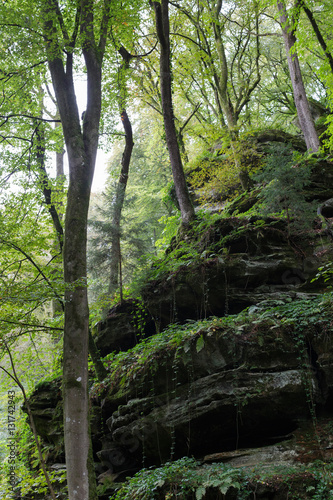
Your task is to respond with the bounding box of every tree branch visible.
[98,0,112,54]
[150,1,167,49]
[0,319,63,331]
[34,122,64,254]
[0,60,48,81]
[0,238,64,306]
[179,103,202,135]
[297,0,333,74]
[0,114,60,123]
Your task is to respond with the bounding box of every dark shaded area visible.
[94,299,156,357]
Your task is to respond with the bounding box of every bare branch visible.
[0,114,60,123]
[0,318,63,331]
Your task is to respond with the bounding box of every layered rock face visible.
[24,158,333,498]
[142,215,333,331]
[23,378,64,462]
[27,306,333,484]
[89,207,333,486]
[98,315,333,474]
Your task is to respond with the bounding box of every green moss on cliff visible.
[91,292,333,403]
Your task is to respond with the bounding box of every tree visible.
[88,109,174,305]
[169,1,262,130]
[1,0,333,496]
[277,0,320,152]
[162,0,263,189]
[40,1,113,498]
[0,0,115,496]
[150,0,195,224]
[290,0,333,147]
[107,111,133,300]
[105,47,134,300]
[297,0,333,74]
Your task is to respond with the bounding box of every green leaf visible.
[196,485,206,500]
[196,335,205,353]
[219,484,230,495]
[183,340,191,353]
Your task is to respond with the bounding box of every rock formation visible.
[23,154,333,499]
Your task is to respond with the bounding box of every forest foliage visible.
[0,0,333,498]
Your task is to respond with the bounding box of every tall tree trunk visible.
[211,0,235,129]
[53,116,66,317]
[108,109,133,298]
[108,48,134,299]
[45,58,95,500]
[151,0,195,224]
[277,1,320,152]
[36,90,107,383]
[43,2,111,498]
[56,126,65,179]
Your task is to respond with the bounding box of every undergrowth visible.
[109,456,333,500]
[139,211,289,286]
[90,316,223,398]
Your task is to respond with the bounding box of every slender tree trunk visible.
[211,0,259,190]
[297,0,333,74]
[35,114,65,317]
[35,121,64,253]
[45,55,94,497]
[151,0,195,224]
[62,146,95,499]
[107,48,134,299]
[108,109,133,298]
[53,117,66,317]
[56,124,65,179]
[210,1,238,131]
[36,90,106,383]
[277,0,320,152]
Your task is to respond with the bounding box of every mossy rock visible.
[23,377,64,463]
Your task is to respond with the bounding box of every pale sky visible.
[92,149,108,193]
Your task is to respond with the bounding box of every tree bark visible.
[35,121,64,253]
[43,1,111,499]
[108,108,133,298]
[151,0,195,224]
[277,0,320,152]
[107,47,135,298]
[36,90,107,382]
[48,63,94,500]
